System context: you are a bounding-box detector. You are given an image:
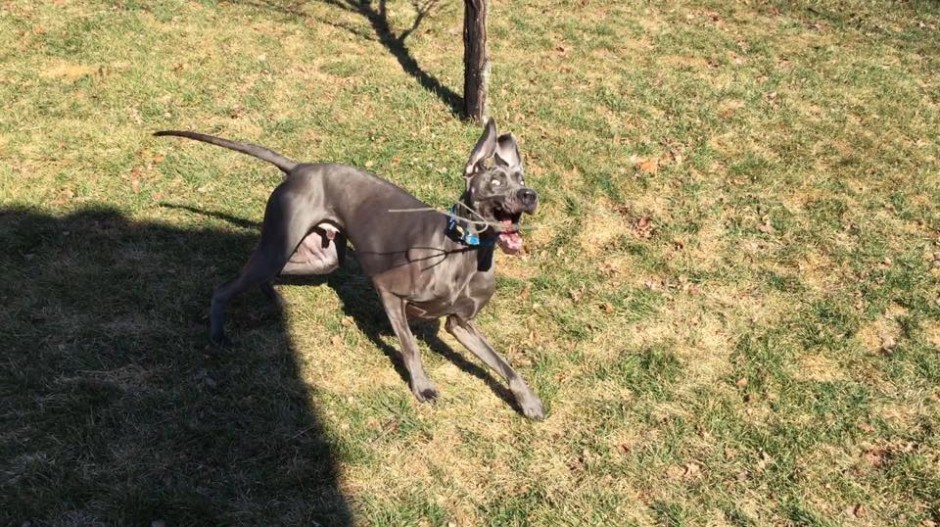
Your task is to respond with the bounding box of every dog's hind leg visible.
[259,225,345,308]
[445,315,545,420]
[209,185,314,346]
[210,248,292,347]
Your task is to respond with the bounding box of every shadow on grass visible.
[0,205,351,526]
[290,258,520,413]
[226,0,464,116]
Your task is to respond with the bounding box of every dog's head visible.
[462,119,537,254]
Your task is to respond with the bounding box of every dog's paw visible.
[413,385,440,403]
[519,396,546,421]
[510,378,545,421]
[410,374,440,403]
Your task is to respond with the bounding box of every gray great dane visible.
[155,120,545,420]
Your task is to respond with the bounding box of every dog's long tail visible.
[153,130,298,174]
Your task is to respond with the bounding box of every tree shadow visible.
[0,205,351,526]
[227,0,464,116]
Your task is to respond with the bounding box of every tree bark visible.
[463,0,489,122]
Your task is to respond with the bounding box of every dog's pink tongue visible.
[497,219,523,254]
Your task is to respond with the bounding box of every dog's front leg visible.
[445,315,545,420]
[378,291,440,403]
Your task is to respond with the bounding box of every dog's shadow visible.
[281,248,520,414]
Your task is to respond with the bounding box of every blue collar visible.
[447,205,496,248]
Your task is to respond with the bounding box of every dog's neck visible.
[446,193,496,249]
[445,193,496,271]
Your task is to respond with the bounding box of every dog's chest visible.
[405,258,496,320]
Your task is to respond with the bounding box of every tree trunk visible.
[463,0,489,122]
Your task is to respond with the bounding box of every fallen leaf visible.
[757,218,775,234]
[880,334,897,353]
[666,465,685,479]
[568,450,589,472]
[845,504,863,518]
[637,158,659,174]
[635,215,656,239]
[520,284,531,300]
[757,451,773,471]
[862,446,889,467]
[669,149,684,165]
[569,287,584,303]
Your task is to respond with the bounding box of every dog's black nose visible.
[518,188,538,208]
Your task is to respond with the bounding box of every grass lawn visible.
[2,0,939,525]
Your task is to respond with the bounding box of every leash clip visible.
[448,205,491,247]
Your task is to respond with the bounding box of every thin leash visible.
[388,202,505,234]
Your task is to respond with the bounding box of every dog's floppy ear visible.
[494,133,521,170]
[464,119,498,178]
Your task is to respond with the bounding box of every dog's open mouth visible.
[495,209,523,255]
